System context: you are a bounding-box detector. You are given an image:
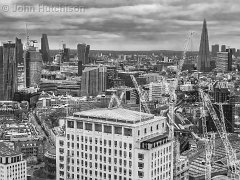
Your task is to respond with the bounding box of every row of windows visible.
[151,157,172,168]
[67,120,132,136]
[60,170,133,180]
[61,136,133,150]
[151,147,171,159]
[137,123,165,136]
[151,171,171,180]
[151,163,171,176]
[60,155,132,166]
[66,165,132,175]
[68,149,132,159]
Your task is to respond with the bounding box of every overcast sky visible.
[0,0,240,51]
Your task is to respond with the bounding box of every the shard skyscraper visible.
[197,19,210,72]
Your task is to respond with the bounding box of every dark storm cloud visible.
[0,0,239,50]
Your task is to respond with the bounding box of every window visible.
[129,144,132,150]
[67,120,74,128]
[138,162,144,169]
[104,125,112,133]
[85,123,93,131]
[59,140,64,146]
[95,123,102,132]
[138,171,144,178]
[124,128,132,136]
[77,121,83,129]
[144,128,147,134]
[114,126,122,135]
[138,153,144,160]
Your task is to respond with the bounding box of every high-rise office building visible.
[62,47,70,62]
[231,48,236,56]
[215,49,232,72]
[77,43,86,76]
[197,19,210,72]
[15,38,23,64]
[56,108,173,180]
[24,44,43,87]
[85,45,90,64]
[0,142,27,180]
[221,45,226,52]
[81,66,107,96]
[208,82,234,133]
[211,44,219,57]
[41,34,50,63]
[0,38,22,100]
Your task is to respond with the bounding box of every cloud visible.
[0,0,239,50]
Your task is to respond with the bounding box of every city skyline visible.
[0,0,240,50]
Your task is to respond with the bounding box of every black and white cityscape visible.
[0,0,240,180]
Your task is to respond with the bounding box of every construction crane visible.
[199,89,240,179]
[108,93,121,108]
[168,31,193,140]
[130,75,151,114]
[108,90,126,108]
[199,88,213,180]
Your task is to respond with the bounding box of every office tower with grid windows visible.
[56,108,173,180]
[24,44,43,87]
[0,38,22,101]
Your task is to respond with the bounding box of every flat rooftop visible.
[0,142,21,157]
[73,108,156,124]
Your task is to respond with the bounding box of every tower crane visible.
[130,75,151,114]
[168,31,193,140]
[108,90,126,109]
[199,90,215,180]
[199,89,240,179]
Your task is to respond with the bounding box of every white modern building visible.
[56,108,173,180]
[149,82,169,101]
[0,142,27,180]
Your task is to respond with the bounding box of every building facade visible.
[211,44,219,57]
[0,38,22,101]
[56,108,173,180]
[24,46,43,87]
[77,43,86,76]
[216,49,232,72]
[221,45,226,52]
[81,66,107,96]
